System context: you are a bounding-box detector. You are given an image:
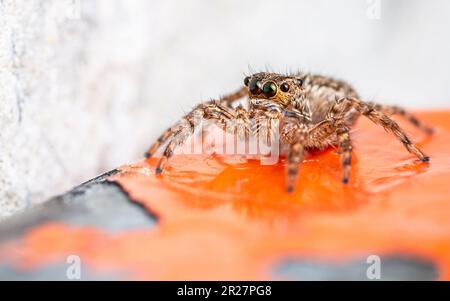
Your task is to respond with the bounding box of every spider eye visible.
[280,83,290,92]
[249,79,261,94]
[244,76,250,86]
[296,78,304,86]
[262,81,277,98]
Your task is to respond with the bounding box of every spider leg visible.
[219,86,247,107]
[341,97,430,162]
[155,120,194,174]
[336,126,353,184]
[306,106,354,183]
[149,100,252,174]
[307,100,349,149]
[308,119,337,146]
[282,121,309,193]
[146,87,247,159]
[368,103,434,135]
[145,129,175,158]
[251,101,307,146]
[145,101,231,159]
[253,109,282,145]
[232,105,252,139]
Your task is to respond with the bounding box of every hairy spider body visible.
[146,72,432,192]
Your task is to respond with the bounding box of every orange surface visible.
[2,111,450,280]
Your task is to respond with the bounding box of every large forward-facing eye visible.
[249,79,261,94]
[262,81,277,97]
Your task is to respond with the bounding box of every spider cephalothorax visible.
[145,72,433,192]
[244,72,305,108]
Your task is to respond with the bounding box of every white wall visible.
[1,0,449,217]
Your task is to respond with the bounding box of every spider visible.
[145,72,433,192]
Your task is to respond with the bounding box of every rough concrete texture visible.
[1,0,450,217]
[0,0,153,217]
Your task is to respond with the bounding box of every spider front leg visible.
[146,100,251,174]
[145,128,175,159]
[145,87,248,159]
[145,101,230,159]
[342,97,430,162]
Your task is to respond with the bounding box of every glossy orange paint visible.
[2,111,450,280]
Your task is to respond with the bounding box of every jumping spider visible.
[145,72,433,192]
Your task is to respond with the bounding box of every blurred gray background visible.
[0,0,449,217]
